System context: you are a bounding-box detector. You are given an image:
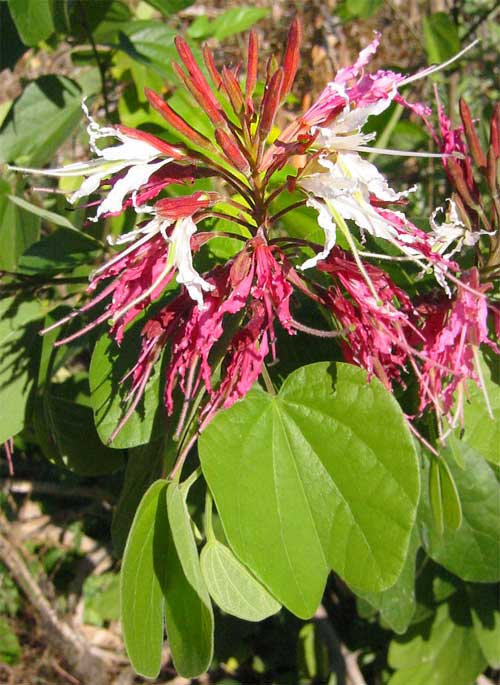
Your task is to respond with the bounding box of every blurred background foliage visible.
[0,1,499,684]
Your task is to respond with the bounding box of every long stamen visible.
[399,41,479,87]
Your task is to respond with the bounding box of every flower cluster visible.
[13,21,499,457]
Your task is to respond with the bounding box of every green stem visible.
[204,490,216,543]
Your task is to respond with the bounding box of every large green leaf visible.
[459,356,500,465]
[89,329,167,449]
[112,438,166,557]
[0,297,42,444]
[188,7,269,41]
[7,0,54,46]
[120,480,167,679]
[422,12,461,65]
[388,595,486,685]
[0,183,40,271]
[199,362,420,618]
[419,442,500,581]
[165,484,214,677]
[467,583,500,668]
[0,76,82,166]
[354,526,420,634]
[201,540,281,622]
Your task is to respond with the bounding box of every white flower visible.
[9,103,172,220]
[299,153,414,269]
[168,216,215,307]
[430,199,484,259]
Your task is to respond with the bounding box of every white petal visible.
[334,152,410,202]
[69,171,109,204]
[170,217,214,307]
[95,159,170,218]
[300,198,338,270]
[100,133,163,162]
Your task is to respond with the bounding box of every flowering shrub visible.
[1,10,499,684]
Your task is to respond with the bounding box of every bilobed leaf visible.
[459,355,500,465]
[199,362,420,618]
[112,438,166,557]
[354,526,420,634]
[7,0,54,46]
[0,297,42,444]
[419,442,500,582]
[120,480,168,679]
[0,76,82,166]
[388,595,486,685]
[165,484,214,677]
[467,583,500,668]
[423,12,461,65]
[201,540,281,622]
[89,330,167,449]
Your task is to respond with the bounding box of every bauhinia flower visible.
[9,18,496,464]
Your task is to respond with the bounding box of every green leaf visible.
[89,329,167,449]
[33,375,125,476]
[69,0,132,43]
[419,442,500,581]
[112,438,167,557]
[8,195,79,231]
[0,3,27,70]
[0,297,42,444]
[116,21,181,82]
[336,0,383,21]
[0,186,40,271]
[467,583,500,668]
[459,355,500,465]
[145,0,195,16]
[165,483,214,677]
[199,362,420,618]
[429,457,462,534]
[354,526,420,634]
[7,0,54,46]
[188,7,269,41]
[83,572,121,627]
[0,616,21,665]
[17,227,100,275]
[201,540,281,622]
[423,13,461,65]
[0,76,83,166]
[388,595,486,685]
[120,480,167,679]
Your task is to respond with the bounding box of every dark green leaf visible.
[89,329,167,449]
[116,21,181,82]
[0,3,27,70]
[112,438,167,557]
[467,583,500,668]
[0,297,42,444]
[201,540,281,622]
[17,227,99,275]
[33,375,125,475]
[199,362,420,618]
[7,0,54,46]
[120,480,168,679]
[0,76,82,166]
[419,442,500,581]
[0,185,40,271]
[165,483,214,677]
[388,595,486,685]
[423,13,461,65]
